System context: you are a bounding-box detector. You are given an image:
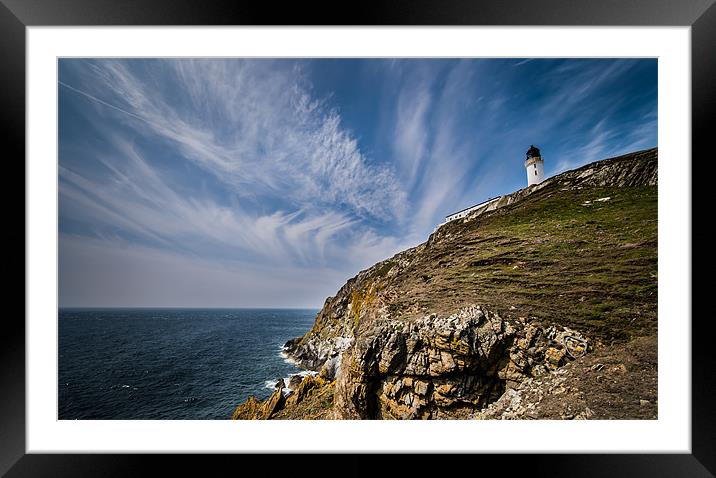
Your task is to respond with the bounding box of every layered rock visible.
[231,375,328,420]
[232,386,286,420]
[332,305,589,419]
[285,375,326,407]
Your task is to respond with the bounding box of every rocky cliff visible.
[233,147,658,420]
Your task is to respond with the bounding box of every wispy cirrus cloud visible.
[67,59,405,221]
[60,131,367,267]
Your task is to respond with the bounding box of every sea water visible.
[58,308,316,419]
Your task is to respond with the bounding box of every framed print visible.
[5,0,712,475]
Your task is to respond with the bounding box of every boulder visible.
[288,375,303,390]
[231,384,287,420]
[544,347,566,369]
[231,396,262,420]
[259,388,286,419]
[285,375,325,407]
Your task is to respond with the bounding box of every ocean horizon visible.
[58,307,318,419]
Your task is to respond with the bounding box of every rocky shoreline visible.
[234,305,593,419]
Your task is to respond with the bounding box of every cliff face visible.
[236,147,658,420]
[333,305,590,419]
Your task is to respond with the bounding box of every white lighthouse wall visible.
[526,160,545,186]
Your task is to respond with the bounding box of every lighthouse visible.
[525,145,544,186]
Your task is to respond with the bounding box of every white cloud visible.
[408,61,480,232]
[69,59,405,221]
[60,133,370,266]
[393,79,433,188]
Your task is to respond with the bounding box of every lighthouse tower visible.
[525,145,545,186]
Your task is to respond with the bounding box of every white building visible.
[434,196,501,232]
[444,196,501,223]
[525,144,545,186]
[435,146,546,233]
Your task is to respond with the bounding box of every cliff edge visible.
[233,147,658,420]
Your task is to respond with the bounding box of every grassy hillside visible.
[363,179,657,344]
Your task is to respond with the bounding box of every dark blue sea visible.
[58,308,317,420]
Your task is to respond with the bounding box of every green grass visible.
[371,184,657,344]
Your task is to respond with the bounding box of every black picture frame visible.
[4,0,711,475]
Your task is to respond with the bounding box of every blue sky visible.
[58,58,657,307]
